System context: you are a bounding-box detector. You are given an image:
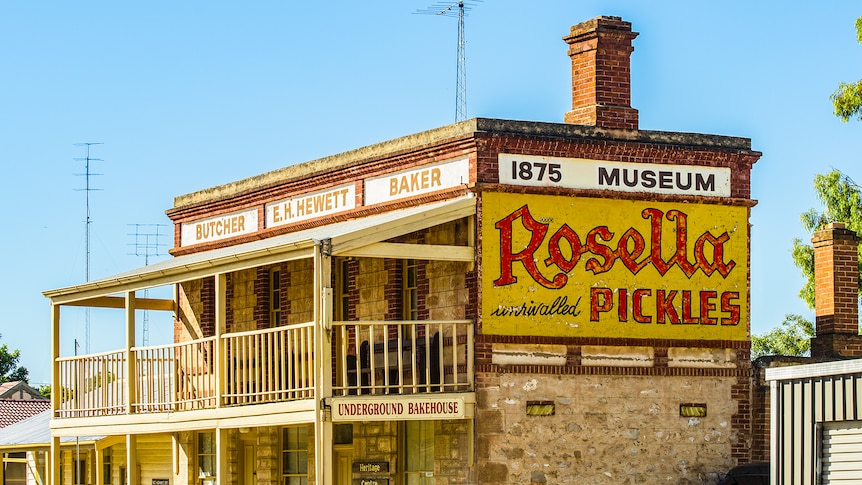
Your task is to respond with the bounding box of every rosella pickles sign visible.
[481,192,748,340]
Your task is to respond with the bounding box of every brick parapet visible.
[167,131,758,257]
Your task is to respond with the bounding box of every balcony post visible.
[50,437,60,485]
[125,291,137,414]
[215,273,226,409]
[50,302,60,419]
[314,241,334,485]
[126,434,139,485]
[216,427,228,483]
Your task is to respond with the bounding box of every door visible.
[242,445,257,485]
[333,446,353,485]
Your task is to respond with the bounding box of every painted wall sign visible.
[265,183,356,228]
[180,207,258,246]
[481,192,748,341]
[498,154,731,197]
[330,396,465,422]
[364,157,470,206]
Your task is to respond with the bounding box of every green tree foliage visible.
[0,334,29,383]
[791,170,862,309]
[830,17,862,122]
[751,314,815,359]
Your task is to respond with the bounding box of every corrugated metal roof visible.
[765,358,862,381]
[0,399,51,428]
[44,195,476,304]
[0,410,102,448]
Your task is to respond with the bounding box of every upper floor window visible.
[336,258,350,321]
[403,259,418,321]
[270,268,282,327]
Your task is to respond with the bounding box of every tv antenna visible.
[128,223,168,346]
[416,1,481,122]
[73,142,104,354]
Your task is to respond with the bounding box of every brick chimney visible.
[811,222,862,358]
[563,16,639,130]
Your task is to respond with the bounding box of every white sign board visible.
[498,154,731,197]
[265,183,356,228]
[181,208,258,246]
[364,157,470,206]
[330,396,465,422]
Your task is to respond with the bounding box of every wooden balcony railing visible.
[57,349,126,418]
[223,321,315,406]
[331,320,474,396]
[134,337,217,413]
[55,319,472,418]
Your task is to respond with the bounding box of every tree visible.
[751,313,815,359]
[830,16,862,122]
[791,170,862,309]
[0,334,29,383]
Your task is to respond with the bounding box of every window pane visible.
[297,452,308,473]
[199,433,214,454]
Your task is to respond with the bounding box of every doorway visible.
[333,446,353,485]
[241,444,257,485]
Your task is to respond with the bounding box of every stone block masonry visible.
[479,374,739,484]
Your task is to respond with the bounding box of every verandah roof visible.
[43,195,476,306]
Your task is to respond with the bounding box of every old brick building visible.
[44,16,761,485]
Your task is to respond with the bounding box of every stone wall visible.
[478,374,739,484]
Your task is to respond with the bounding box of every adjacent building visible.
[762,223,862,484]
[43,16,761,485]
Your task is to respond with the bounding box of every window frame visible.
[270,267,282,327]
[281,426,310,485]
[336,258,350,321]
[197,431,216,485]
[403,258,418,321]
[102,448,112,485]
[402,420,435,485]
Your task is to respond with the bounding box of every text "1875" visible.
[510,160,562,183]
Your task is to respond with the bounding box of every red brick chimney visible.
[811,222,862,358]
[563,16,639,130]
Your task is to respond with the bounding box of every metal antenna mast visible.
[417,1,481,122]
[128,224,168,346]
[73,142,104,354]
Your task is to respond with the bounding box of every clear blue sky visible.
[2,1,861,385]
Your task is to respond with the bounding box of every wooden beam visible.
[61,296,175,311]
[332,197,475,255]
[339,242,473,262]
[51,304,60,422]
[49,400,316,436]
[46,246,315,305]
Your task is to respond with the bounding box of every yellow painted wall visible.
[481,192,748,340]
